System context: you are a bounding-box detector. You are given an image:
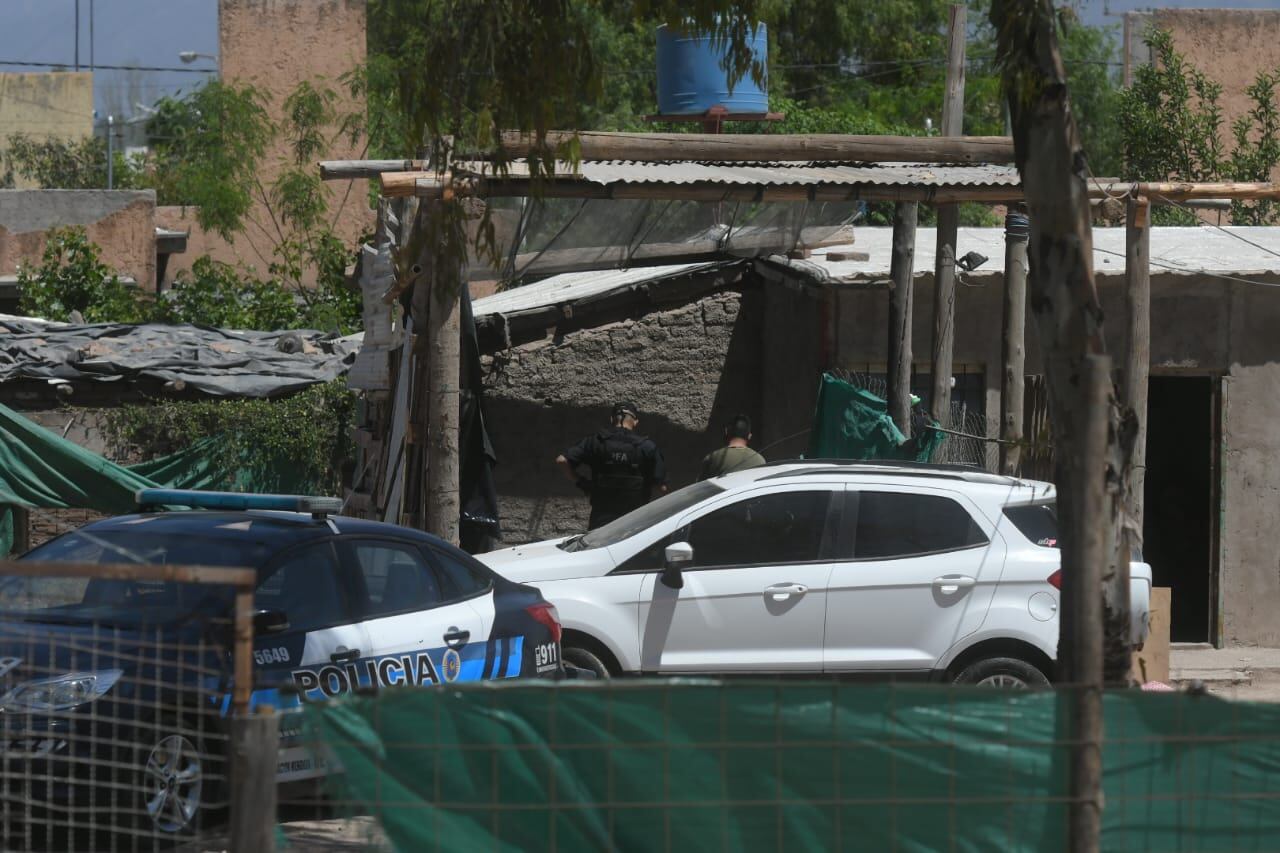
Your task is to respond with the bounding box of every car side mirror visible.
[253,608,290,636]
[661,542,693,589]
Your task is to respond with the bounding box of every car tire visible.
[125,713,226,846]
[563,645,614,679]
[952,656,1050,688]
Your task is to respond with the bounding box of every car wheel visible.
[952,656,1050,688]
[130,716,225,843]
[563,645,614,679]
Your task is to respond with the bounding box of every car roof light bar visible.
[135,489,344,518]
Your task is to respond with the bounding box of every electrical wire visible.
[1151,193,1280,263]
[1093,246,1280,289]
[0,59,215,73]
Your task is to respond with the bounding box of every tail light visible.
[525,602,562,643]
[1047,569,1062,590]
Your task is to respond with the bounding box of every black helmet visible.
[612,401,639,420]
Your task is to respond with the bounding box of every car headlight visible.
[0,670,123,712]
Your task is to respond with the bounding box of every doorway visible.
[1142,376,1217,643]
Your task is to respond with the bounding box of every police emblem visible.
[442,648,462,682]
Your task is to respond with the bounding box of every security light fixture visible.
[956,251,989,272]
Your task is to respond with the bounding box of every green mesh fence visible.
[301,681,1280,852]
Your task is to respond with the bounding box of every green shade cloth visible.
[807,373,944,462]
[304,681,1280,852]
[0,402,241,555]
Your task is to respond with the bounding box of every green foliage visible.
[147,82,274,240]
[3,133,145,190]
[101,380,357,496]
[1120,29,1280,224]
[17,227,149,323]
[158,256,301,330]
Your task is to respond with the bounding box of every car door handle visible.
[764,583,808,601]
[443,627,470,647]
[330,647,361,663]
[933,575,976,595]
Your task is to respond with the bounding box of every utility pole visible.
[990,1,1130,849]
[930,4,966,426]
[1000,208,1029,475]
[106,115,114,189]
[74,0,80,71]
[887,201,918,433]
[89,0,95,72]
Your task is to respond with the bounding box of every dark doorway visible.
[1143,376,1216,642]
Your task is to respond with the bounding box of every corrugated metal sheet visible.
[765,226,1280,283]
[456,160,1020,189]
[471,261,724,319]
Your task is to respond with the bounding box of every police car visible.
[5,490,563,840]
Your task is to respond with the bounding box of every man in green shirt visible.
[699,414,766,480]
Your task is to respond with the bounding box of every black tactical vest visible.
[590,428,647,509]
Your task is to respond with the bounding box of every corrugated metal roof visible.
[456,160,1020,189]
[471,261,724,319]
[765,226,1280,283]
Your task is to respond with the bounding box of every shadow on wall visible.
[482,288,770,545]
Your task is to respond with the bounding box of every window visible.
[852,492,987,559]
[255,543,348,632]
[351,542,443,617]
[428,545,492,599]
[685,491,831,567]
[566,481,725,552]
[1004,504,1058,548]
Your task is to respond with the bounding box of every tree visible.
[17,227,149,324]
[1119,28,1280,224]
[4,133,144,190]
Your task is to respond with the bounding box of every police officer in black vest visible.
[556,402,668,530]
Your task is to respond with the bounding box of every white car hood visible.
[477,537,615,583]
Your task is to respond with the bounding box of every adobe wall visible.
[0,190,156,291]
[480,290,770,544]
[1126,9,1280,181]
[0,73,94,190]
[218,0,373,281]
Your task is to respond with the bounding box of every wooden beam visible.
[931,4,966,425]
[887,202,918,433]
[321,159,422,180]
[496,130,1016,164]
[1000,210,1029,475]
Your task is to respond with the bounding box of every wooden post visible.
[1062,354,1110,853]
[230,712,279,853]
[931,4,966,426]
[494,130,1015,164]
[1111,196,1150,683]
[1000,209,1029,475]
[888,201,918,433]
[422,198,465,545]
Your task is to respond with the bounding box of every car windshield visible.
[1003,503,1058,548]
[9,528,270,625]
[562,481,725,551]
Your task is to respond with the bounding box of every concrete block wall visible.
[481,290,766,544]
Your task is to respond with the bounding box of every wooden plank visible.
[320,159,421,180]
[495,130,1016,164]
[0,560,254,588]
[887,202,918,433]
[1132,587,1171,683]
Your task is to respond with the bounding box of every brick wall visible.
[481,289,766,544]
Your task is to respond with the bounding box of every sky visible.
[0,0,218,135]
[0,0,1277,135]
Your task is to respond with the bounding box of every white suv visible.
[480,461,1152,687]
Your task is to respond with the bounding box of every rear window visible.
[1004,504,1058,548]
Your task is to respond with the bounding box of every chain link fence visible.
[0,557,256,852]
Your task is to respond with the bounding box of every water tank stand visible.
[644,105,785,134]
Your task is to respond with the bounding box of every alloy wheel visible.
[143,733,203,833]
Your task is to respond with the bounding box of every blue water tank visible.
[656,23,768,116]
